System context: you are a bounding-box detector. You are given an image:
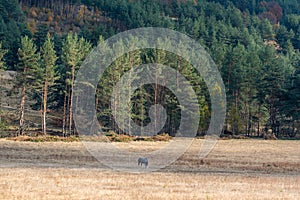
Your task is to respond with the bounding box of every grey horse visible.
[138,157,148,168]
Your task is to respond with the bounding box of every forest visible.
[0,0,300,138]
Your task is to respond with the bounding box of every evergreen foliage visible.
[0,0,299,137]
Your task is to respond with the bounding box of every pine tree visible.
[258,46,293,136]
[0,41,7,129]
[33,24,49,49]
[228,104,243,135]
[146,38,168,135]
[17,36,40,135]
[118,36,142,135]
[40,33,58,135]
[62,33,91,135]
[280,51,300,122]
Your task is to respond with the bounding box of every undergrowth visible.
[4,131,173,142]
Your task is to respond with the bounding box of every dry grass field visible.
[0,138,300,199]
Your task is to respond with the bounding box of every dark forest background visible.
[0,0,300,138]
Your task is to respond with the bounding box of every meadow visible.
[0,139,299,199]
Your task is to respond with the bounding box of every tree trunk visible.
[128,57,133,135]
[62,93,67,137]
[176,56,181,88]
[0,76,2,123]
[19,86,26,136]
[41,94,44,133]
[140,86,144,136]
[42,78,48,135]
[257,104,261,137]
[154,65,159,133]
[69,65,75,135]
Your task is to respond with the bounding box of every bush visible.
[152,133,172,141]
[7,135,80,142]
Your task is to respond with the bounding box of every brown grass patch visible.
[1,168,299,200]
[6,135,80,142]
[0,139,300,199]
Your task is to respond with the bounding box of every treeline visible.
[0,0,299,137]
[1,33,210,136]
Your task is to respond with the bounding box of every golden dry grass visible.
[0,139,299,199]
